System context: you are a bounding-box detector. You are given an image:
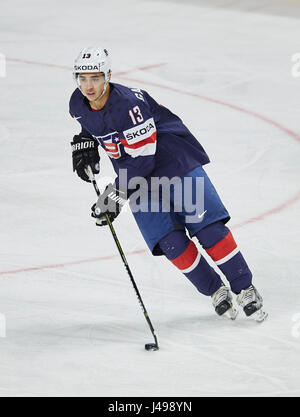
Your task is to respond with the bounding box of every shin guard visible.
[159,230,222,296]
[196,222,252,294]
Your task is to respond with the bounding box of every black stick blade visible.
[145,343,159,351]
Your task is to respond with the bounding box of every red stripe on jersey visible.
[120,131,157,149]
[103,142,121,158]
[106,151,120,157]
[171,241,198,271]
[206,231,237,262]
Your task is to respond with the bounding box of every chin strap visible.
[96,78,109,100]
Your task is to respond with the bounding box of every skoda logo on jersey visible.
[125,120,155,141]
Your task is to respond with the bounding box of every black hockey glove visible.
[91,183,127,226]
[71,135,100,182]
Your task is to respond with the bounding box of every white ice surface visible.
[0,0,300,397]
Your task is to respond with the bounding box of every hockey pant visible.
[158,220,252,296]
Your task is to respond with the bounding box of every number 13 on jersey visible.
[129,106,144,125]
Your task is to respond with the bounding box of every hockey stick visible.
[86,166,159,351]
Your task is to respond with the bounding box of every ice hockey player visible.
[69,47,267,322]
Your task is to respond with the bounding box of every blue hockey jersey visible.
[69,83,210,191]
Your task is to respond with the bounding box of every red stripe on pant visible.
[170,241,199,271]
[206,231,237,262]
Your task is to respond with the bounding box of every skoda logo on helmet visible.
[74,65,99,71]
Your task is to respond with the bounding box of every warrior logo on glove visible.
[71,140,96,152]
[71,135,100,182]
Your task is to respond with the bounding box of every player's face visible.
[78,73,106,101]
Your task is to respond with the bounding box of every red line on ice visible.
[231,190,300,230]
[6,57,167,77]
[6,58,71,71]
[0,250,146,276]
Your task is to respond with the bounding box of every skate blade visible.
[223,307,238,321]
[251,308,268,323]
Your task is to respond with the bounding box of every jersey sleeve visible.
[114,91,158,190]
[69,89,94,139]
[119,95,157,159]
[78,125,94,139]
[69,113,94,139]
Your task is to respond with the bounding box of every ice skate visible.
[211,285,238,320]
[236,285,268,322]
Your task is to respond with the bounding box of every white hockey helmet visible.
[73,46,112,83]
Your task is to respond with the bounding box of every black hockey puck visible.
[145,343,159,351]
